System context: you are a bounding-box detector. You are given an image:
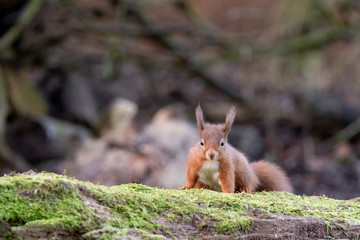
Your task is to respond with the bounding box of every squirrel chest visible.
[198,160,222,191]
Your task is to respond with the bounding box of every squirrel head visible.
[195,105,236,161]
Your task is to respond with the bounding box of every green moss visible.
[216,215,251,234]
[82,227,140,240]
[2,233,23,240]
[240,191,360,225]
[0,172,359,239]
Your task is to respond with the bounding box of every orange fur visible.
[251,161,293,192]
[181,105,293,193]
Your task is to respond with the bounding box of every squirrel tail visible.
[251,160,293,193]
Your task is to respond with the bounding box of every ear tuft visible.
[224,106,236,136]
[195,104,204,134]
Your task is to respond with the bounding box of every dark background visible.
[1,0,360,199]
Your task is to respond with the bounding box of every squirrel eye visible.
[220,140,225,147]
[200,139,204,146]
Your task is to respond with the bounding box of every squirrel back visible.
[181,105,293,193]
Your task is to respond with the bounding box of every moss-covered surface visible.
[0,171,359,239]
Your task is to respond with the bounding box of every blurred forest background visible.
[1,0,360,199]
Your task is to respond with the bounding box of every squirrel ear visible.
[224,106,236,136]
[195,104,204,135]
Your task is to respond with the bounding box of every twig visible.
[0,0,46,51]
[330,117,360,143]
[126,1,247,104]
[175,0,205,27]
[218,25,360,62]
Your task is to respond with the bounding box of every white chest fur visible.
[198,160,222,191]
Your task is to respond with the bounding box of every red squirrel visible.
[180,105,293,193]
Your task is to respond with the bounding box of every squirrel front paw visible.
[179,186,187,190]
[239,187,251,193]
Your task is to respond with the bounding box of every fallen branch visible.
[0,65,32,171]
[1,172,360,239]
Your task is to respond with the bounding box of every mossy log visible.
[0,171,359,239]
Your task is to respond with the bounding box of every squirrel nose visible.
[206,150,217,161]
